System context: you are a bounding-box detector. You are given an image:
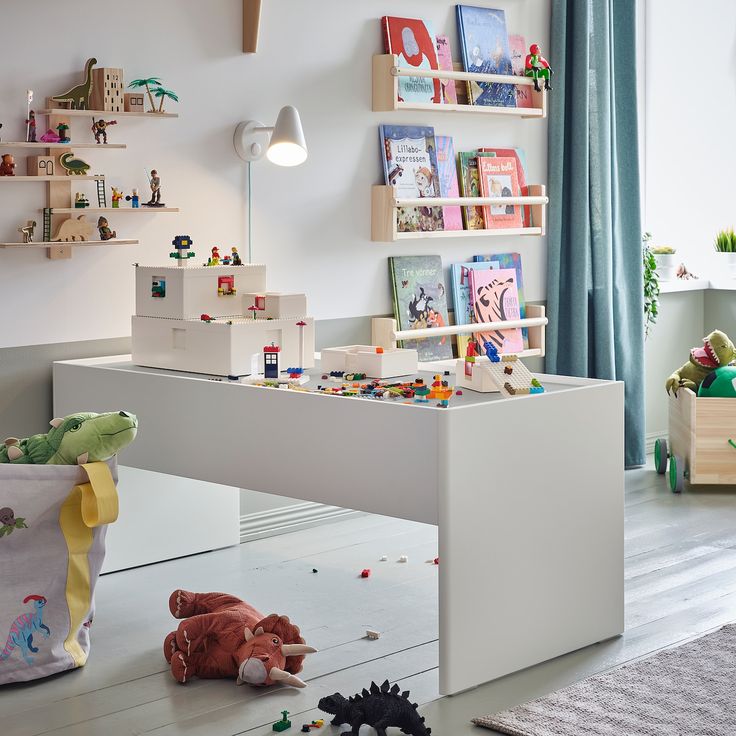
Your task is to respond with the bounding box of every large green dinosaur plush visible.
[665,330,736,395]
[1,411,137,465]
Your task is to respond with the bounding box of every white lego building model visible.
[131,261,315,377]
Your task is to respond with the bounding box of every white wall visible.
[0,0,549,350]
[645,0,736,274]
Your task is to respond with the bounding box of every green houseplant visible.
[714,229,736,278]
[642,232,660,338]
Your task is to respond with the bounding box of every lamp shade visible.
[266,105,308,167]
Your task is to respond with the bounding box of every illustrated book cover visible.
[469,266,523,354]
[477,155,522,229]
[436,136,463,231]
[436,34,459,104]
[382,16,442,104]
[508,34,533,109]
[451,260,494,357]
[478,147,528,225]
[473,252,528,348]
[390,255,453,361]
[455,5,516,107]
[380,124,444,232]
[457,150,495,230]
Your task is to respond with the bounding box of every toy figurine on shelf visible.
[111,187,124,208]
[152,86,179,113]
[143,169,164,206]
[97,216,116,241]
[40,129,61,143]
[91,117,117,144]
[0,154,16,176]
[75,193,90,208]
[208,246,221,266]
[125,188,140,208]
[231,247,242,265]
[17,220,36,243]
[525,43,553,91]
[56,122,71,144]
[25,110,37,142]
[50,57,97,110]
[59,152,91,176]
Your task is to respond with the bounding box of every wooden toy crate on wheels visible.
[654,388,736,492]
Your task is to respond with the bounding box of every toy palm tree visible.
[153,87,180,113]
[128,78,162,113]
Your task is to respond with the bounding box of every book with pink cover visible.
[435,136,463,231]
[436,35,458,104]
[477,156,522,229]
[470,267,523,354]
[508,34,533,109]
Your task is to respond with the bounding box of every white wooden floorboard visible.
[1,463,736,736]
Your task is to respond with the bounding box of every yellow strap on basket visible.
[59,462,119,667]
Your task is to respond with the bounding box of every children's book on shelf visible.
[473,252,528,348]
[390,255,453,361]
[508,34,533,109]
[457,150,495,230]
[380,124,444,232]
[435,136,463,231]
[478,146,528,225]
[455,5,516,108]
[382,16,442,104]
[470,267,523,354]
[451,260,494,357]
[477,155,523,229]
[436,35,459,104]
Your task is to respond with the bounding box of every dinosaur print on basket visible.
[0,596,50,665]
[0,507,28,538]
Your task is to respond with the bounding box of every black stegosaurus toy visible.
[318,679,431,736]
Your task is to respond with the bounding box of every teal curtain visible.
[547,0,644,467]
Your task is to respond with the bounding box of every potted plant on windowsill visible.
[650,244,677,281]
[714,229,736,277]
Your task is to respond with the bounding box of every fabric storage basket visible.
[0,459,118,684]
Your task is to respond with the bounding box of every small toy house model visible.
[124,92,145,112]
[27,155,55,176]
[263,344,280,378]
[320,345,418,378]
[131,241,315,377]
[91,68,124,112]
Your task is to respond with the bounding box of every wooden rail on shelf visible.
[371,184,547,242]
[372,54,546,118]
[371,304,547,358]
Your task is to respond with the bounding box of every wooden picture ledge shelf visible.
[0,142,126,149]
[371,184,547,242]
[0,175,106,182]
[373,54,547,118]
[38,109,178,119]
[45,207,180,214]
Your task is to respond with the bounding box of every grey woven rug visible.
[473,625,736,736]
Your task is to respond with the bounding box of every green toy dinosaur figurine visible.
[665,330,736,396]
[0,411,137,465]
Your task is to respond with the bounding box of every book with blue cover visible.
[456,5,516,108]
[379,124,444,232]
[390,255,453,361]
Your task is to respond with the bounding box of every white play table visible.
[53,356,624,695]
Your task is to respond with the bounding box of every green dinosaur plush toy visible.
[0,411,137,465]
[665,330,736,396]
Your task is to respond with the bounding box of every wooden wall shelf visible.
[372,304,547,358]
[372,54,547,118]
[0,175,105,182]
[0,239,138,249]
[46,207,179,214]
[371,184,547,242]
[0,142,126,149]
[39,109,178,119]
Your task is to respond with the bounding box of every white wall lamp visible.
[233,105,308,167]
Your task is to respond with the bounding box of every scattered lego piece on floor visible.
[379,555,388,561]
[300,720,324,731]
[398,555,408,563]
[366,629,381,640]
[360,569,371,578]
[455,390,463,395]
[312,568,318,574]
[433,557,439,565]
[273,710,291,732]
